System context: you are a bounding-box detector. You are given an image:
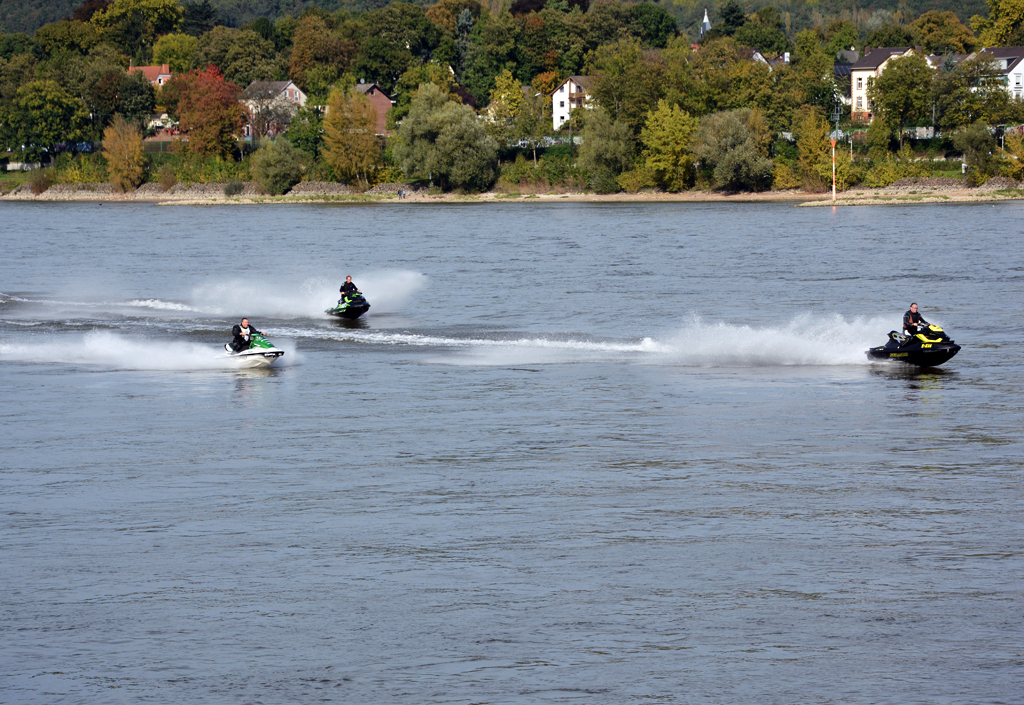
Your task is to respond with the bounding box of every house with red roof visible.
[132,64,173,88]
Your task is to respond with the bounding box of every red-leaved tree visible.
[165,66,244,157]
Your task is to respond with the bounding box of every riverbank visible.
[3,176,1023,206]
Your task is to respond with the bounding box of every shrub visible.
[158,165,177,191]
[693,108,773,191]
[772,161,801,189]
[56,153,107,184]
[28,168,55,194]
[250,137,306,195]
[1002,131,1024,181]
[616,166,655,193]
[223,180,244,196]
[952,121,998,186]
[578,107,635,193]
[862,146,923,187]
[102,116,147,192]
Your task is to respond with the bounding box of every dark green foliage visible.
[250,137,307,194]
[0,33,42,60]
[284,105,325,159]
[626,2,677,49]
[693,108,773,191]
[577,106,635,193]
[865,23,920,48]
[952,121,997,185]
[117,70,156,125]
[716,1,747,37]
[223,179,244,195]
[181,0,223,37]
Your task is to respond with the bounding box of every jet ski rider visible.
[902,303,929,344]
[230,318,262,352]
[340,276,360,299]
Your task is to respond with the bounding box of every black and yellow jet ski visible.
[866,324,960,367]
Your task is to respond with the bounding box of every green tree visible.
[578,106,635,193]
[388,60,457,129]
[791,105,830,192]
[911,11,977,54]
[393,82,498,191]
[181,0,219,37]
[933,54,1019,129]
[626,2,677,49]
[90,0,183,55]
[866,113,893,159]
[152,32,197,73]
[323,89,381,185]
[867,53,932,149]
[585,38,665,134]
[486,68,524,147]
[35,20,101,56]
[953,120,998,185]
[693,108,773,191]
[102,115,146,192]
[640,99,697,192]
[118,69,156,125]
[825,20,859,58]
[734,7,790,58]
[250,137,307,194]
[284,104,324,159]
[714,0,747,37]
[222,30,277,88]
[7,79,89,161]
[971,0,1024,46]
[865,23,920,48]
[514,90,550,164]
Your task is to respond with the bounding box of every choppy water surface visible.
[1,201,1022,704]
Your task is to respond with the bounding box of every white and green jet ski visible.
[223,333,284,368]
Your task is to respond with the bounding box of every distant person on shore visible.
[902,303,930,340]
[340,276,360,299]
[230,318,262,352]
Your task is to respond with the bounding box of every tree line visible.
[2,0,1024,194]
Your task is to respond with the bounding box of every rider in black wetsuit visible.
[230,318,263,352]
[902,303,929,342]
[340,276,360,299]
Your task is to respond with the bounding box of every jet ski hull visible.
[225,348,284,368]
[866,327,960,367]
[326,294,370,320]
[326,304,370,319]
[866,343,960,367]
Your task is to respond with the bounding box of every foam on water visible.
[280,312,897,367]
[0,331,299,371]
[191,269,427,318]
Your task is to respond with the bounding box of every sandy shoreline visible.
[3,180,1023,206]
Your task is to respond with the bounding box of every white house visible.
[242,80,307,137]
[978,47,1024,100]
[849,47,914,122]
[551,76,593,130]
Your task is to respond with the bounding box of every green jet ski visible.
[326,293,370,320]
[223,333,285,368]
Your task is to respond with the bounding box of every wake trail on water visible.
[191,269,426,317]
[0,331,300,371]
[283,312,896,367]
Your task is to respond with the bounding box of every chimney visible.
[784,52,790,63]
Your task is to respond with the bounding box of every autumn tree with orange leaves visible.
[164,66,244,157]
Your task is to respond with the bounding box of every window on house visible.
[856,97,862,109]
[560,86,565,92]
[856,77,862,89]
[560,101,564,107]
[1016,73,1022,85]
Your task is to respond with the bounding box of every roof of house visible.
[356,82,392,99]
[978,46,1024,73]
[850,47,912,71]
[551,76,593,95]
[132,64,171,82]
[242,80,300,98]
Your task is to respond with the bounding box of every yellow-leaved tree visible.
[640,100,698,192]
[971,0,1024,46]
[323,89,381,186]
[102,116,146,192]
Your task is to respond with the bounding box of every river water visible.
[1,201,1022,704]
